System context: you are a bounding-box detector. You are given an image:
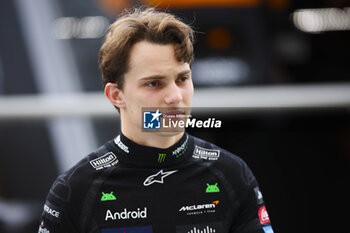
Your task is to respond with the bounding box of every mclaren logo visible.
[179,200,219,212]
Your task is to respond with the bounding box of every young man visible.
[39,7,274,233]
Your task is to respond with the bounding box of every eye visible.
[177,76,189,83]
[146,81,159,87]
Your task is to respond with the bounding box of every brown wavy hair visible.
[98,7,195,89]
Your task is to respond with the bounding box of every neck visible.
[113,129,191,167]
[121,125,184,149]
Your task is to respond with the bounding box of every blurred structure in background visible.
[0,0,349,233]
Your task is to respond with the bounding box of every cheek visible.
[183,84,194,101]
[128,91,159,109]
[142,91,165,105]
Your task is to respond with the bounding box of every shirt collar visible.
[110,132,192,168]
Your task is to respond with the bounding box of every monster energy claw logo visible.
[158,153,166,163]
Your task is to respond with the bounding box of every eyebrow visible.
[140,70,191,81]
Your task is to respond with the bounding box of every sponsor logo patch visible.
[258,206,271,224]
[193,146,220,160]
[176,221,223,233]
[43,201,61,223]
[38,226,50,233]
[143,169,177,186]
[90,152,118,170]
[263,225,274,233]
[105,207,147,221]
[172,135,189,158]
[254,187,264,205]
[38,221,50,233]
[179,200,219,216]
[158,153,166,163]
[101,226,153,233]
[206,183,220,193]
[101,192,116,201]
[114,135,129,153]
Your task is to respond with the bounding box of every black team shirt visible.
[38,133,274,233]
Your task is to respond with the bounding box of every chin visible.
[155,130,185,138]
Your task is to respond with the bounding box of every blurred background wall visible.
[0,0,349,232]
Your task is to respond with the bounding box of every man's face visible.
[118,40,194,134]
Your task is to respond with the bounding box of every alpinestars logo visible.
[90,152,118,170]
[143,169,177,186]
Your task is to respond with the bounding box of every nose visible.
[163,83,183,106]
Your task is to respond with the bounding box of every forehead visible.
[127,40,189,76]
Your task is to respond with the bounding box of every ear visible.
[104,82,125,109]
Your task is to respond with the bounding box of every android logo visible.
[101,192,116,201]
[206,183,220,193]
